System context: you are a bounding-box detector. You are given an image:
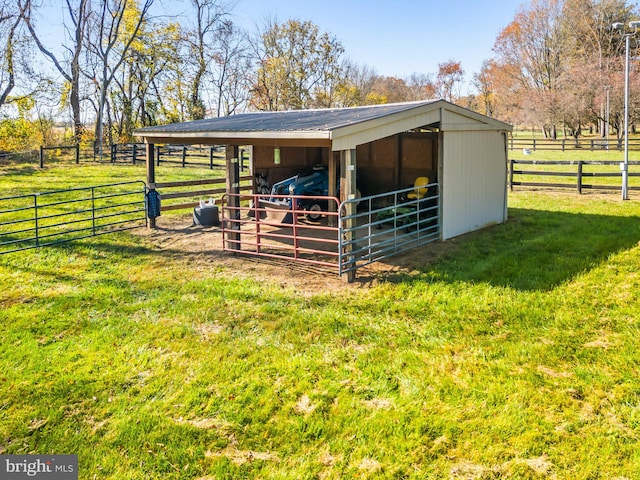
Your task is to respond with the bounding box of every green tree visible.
[110,13,182,141]
[251,19,345,111]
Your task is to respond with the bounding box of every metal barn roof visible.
[135,100,512,150]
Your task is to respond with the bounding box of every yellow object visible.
[407,176,429,199]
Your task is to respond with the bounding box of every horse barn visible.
[135,100,512,281]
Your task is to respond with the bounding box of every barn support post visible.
[145,142,157,229]
[437,130,445,241]
[341,148,357,283]
[225,145,241,251]
[328,151,338,227]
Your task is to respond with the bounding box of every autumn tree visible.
[84,0,154,154]
[329,60,379,106]
[474,60,497,117]
[110,14,182,141]
[406,73,437,101]
[436,60,464,102]
[251,19,345,111]
[493,0,570,136]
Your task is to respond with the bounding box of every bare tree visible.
[0,0,29,108]
[210,19,251,116]
[22,0,88,142]
[493,0,570,137]
[85,0,154,155]
[184,0,231,119]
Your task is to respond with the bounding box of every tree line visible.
[478,0,640,140]
[0,0,639,153]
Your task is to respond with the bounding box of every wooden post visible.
[225,145,241,251]
[577,161,583,194]
[132,143,137,164]
[75,143,80,164]
[182,145,187,167]
[146,142,157,229]
[209,147,214,169]
[39,146,44,168]
[155,145,161,166]
[509,159,515,191]
[341,149,357,283]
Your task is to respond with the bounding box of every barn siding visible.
[441,130,508,240]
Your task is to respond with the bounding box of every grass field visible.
[1,161,640,478]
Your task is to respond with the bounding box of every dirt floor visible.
[133,212,457,295]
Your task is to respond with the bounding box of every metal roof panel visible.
[136,100,440,135]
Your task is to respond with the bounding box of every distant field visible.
[1,163,640,478]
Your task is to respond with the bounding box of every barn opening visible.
[134,100,512,281]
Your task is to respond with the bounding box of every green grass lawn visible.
[1,163,640,478]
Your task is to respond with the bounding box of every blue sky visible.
[39,0,524,94]
[230,0,524,93]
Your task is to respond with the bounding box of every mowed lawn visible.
[1,163,640,479]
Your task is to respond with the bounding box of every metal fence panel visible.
[339,184,440,276]
[0,181,147,254]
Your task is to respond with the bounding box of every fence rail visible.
[509,137,640,152]
[110,143,249,170]
[152,175,253,212]
[3,143,251,169]
[509,159,640,193]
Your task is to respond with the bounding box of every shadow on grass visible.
[385,207,640,292]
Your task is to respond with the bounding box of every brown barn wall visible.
[356,132,438,196]
[253,146,327,185]
[249,133,438,197]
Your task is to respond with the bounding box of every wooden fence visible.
[6,143,250,169]
[509,159,640,193]
[110,143,249,170]
[509,137,640,152]
[151,175,254,212]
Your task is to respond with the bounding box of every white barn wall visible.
[441,130,508,240]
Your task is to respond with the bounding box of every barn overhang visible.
[134,99,512,152]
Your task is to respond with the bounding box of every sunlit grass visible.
[1,164,640,478]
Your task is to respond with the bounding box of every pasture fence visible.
[510,137,640,152]
[509,159,640,194]
[2,143,250,169]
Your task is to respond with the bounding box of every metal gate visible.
[221,184,440,278]
[339,183,440,276]
[221,193,341,268]
[0,181,147,254]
